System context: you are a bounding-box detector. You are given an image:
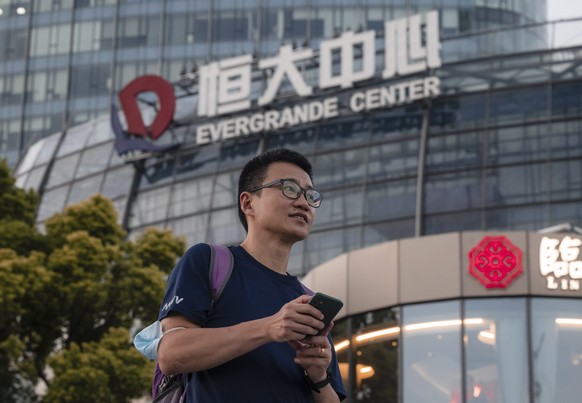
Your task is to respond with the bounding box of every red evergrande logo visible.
[118,75,175,140]
[468,236,523,289]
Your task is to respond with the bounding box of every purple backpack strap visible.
[152,244,234,401]
[300,282,315,296]
[208,244,234,308]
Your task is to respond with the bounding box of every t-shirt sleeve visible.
[157,243,213,326]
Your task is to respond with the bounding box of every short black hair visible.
[237,148,313,232]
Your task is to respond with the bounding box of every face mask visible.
[133,320,163,360]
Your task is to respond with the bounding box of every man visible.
[157,148,346,402]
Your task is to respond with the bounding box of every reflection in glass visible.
[46,153,81,189]
[464,298,529,403]
[212,171,238,209]
[207,208,246,246]
[305,227,361,273]
[312,187,364,230]
[169,177,214,218]
[313,148,367,188]
[68,175,103,205]
[349,309,399,402]
[532,298,582,403]
[403,301,462,403]
[129,187,170,227]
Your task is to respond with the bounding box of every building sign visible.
[112,75,180,162]
[540,236,582,291]
[468,236,523,289]
[113,11,442,158]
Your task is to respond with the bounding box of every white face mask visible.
[133,321,163,360]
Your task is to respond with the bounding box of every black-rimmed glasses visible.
[249,178,323,208]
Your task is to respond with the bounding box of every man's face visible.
[250,161,316,243]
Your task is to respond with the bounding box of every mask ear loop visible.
[162,327,187,337]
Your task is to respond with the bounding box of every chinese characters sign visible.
[195,10,441,144]
[468,236,523,289]
[116,11,442,157]
[540,236,582,291]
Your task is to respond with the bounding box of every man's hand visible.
[290,323,334,384]
[266,295,325,342]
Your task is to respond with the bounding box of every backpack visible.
[134,244,234,403]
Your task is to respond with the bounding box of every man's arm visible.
[157,294,324,375]
[292,333,342,403]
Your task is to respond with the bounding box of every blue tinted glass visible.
[402,301,462,403]
[532,298,582,403]
[464,298,529,403]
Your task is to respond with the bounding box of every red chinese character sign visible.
[468,236,523,289]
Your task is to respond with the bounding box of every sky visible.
[547,0,582,47]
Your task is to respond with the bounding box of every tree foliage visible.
[0,160,186,402]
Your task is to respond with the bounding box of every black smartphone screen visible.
[308,292,344,335]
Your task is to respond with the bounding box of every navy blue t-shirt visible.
[158,243,346,402]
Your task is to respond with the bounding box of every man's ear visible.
[239,192,254,217]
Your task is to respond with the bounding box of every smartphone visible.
[308,292,344,335]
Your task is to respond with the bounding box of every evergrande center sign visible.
[113,11,442,158]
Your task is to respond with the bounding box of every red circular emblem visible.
[468,236,523,289]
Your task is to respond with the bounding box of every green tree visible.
[0,160,186,402]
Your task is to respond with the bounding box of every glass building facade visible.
[303,231,582,403]
[6,1,582,402]
[1,0,549,166]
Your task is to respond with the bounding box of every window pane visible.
[68,175,103,205]
[129,187,170,227]
[365,179,416,221]
[102,165,134,199]
[76,143,112,179]
[166,214,209,246]
[532,298,582,403]
[169,177,214,217]
[313,186,364,230]
[305,227,361,269]
[46,154,81,188]
[212,171,238,209]
[313,148,367,188]
[350,308,400,402]
[402,301,461,403]
[464,298,529,403]
[207,208,246,246]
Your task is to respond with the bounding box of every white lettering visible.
[235,116,250,136]
[547,276,558,289]
[250,113,264,132]
[320,30,376,89]
[540,236,560,276]
[279,107,296,127]
[350,91,366,112]
[196,125,211,144]
[198,55,252,117]
[264,110,280,131]
[347,76,441,113]
[380,86,396,106]
[195,98,340,143]
[323,97,339,118]
[425,76,441,97]
[559,236,582,261]
[258,45,313,106]
[539,236,582,291]
[162,295,184,311]
[383,10,441,79]
[293,104,309,124]
[570,261,582,279]
[309,101,324,120]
